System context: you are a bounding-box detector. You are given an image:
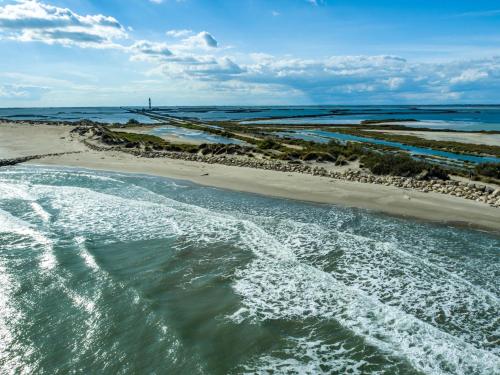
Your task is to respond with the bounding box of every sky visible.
[0,0,499,106]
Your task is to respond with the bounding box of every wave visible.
[0,166,498,374]
[233,259,499,375]
[0,208,56,271]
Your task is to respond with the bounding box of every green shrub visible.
[361,153,449,179]
[126,118,140,125]
[301,152,336,162]
[475,163,500,179]
[257,138,282,150]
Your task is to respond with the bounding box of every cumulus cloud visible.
[181,31,218,49]
[0,0,127,48]
[2,1,500,104]
[130,40,173,61]
[156,53,499,103]
[450,69,488,84]
[162,56,244,80]
[166,29,193,38]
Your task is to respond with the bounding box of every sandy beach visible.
[1,121,499,233]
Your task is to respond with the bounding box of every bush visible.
[475,163,500,179]
[361,153,449,179]
[126,118,140,125]
[426,166,450,180]
[257,138,282,150]
[301,152,336,162]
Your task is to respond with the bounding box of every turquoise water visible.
[279,130,500,164]
[0,166,499,374]
[149,125,245,145]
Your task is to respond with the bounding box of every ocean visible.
[1,105,500,131]
[0,165,498,374]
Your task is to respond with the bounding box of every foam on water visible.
[267,218,500,351]
[0,165,498,374]
[240,336,377,375]
[0,207,56,271]
[233,259,499,375]
[75,236,99,272]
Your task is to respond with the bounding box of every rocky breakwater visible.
[73,125,500,209]
[128,150,500,208]
[0,152,81,167]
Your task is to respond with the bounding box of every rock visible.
[416,170,429,181]
[485,186,495,194]
[335,155,348,166]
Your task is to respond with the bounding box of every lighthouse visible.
[148,98,152,110]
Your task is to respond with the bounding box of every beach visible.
[1,121,499,232]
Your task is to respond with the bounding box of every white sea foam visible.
[234,254,500,375]
[75,236,99,272]
[241,337,376,375]
[30,202,51,223]
[1,166,498,374]
[0,208,56,271]
[262,216,500,354]
[0,180,34,200]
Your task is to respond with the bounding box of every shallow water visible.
[237,105,500,131]
[0,165,499,374]
[278,130,500,164]
[149,125,245,145]
[2,105,500,131]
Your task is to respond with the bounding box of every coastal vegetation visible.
[360,153,449,179]
[9,115,499,184]
[86,125,457,181]
[327,128,500,157]
[474,163,500,180]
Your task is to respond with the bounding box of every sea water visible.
[1,105,500,131]
[0,165,498,374]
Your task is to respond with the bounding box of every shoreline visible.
[30,161,500,234]
[1,122,499,233]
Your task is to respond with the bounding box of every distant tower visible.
[148,98,152,110]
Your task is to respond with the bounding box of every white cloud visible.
[166,29,193,38]
[181,31,218,49]
[381,77,405,90]
[0,83,49,100]
[130,40,172,61]
[306,0,325,6]
[0,0,127,48]
[450,69,488,84]
[2,1,500,104]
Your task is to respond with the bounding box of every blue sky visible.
[0,0,499,106]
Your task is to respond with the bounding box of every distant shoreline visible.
[1,121,499,233]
